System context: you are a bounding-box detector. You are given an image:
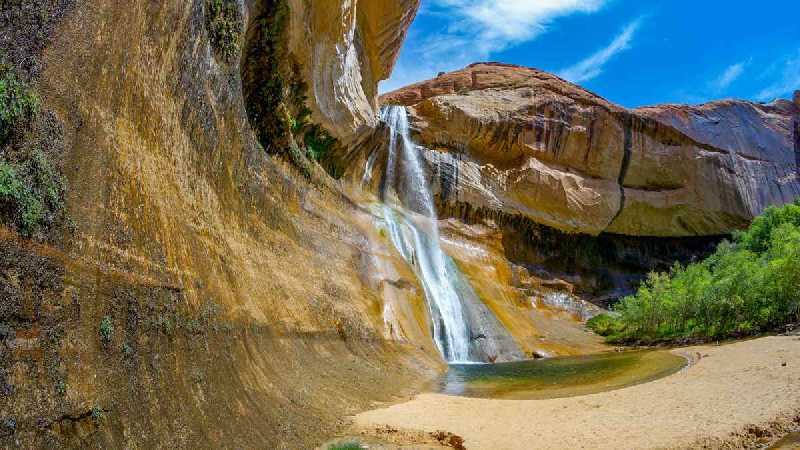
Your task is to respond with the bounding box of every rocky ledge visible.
[380,63,800,237]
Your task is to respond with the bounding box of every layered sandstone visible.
[1,1,433,449]
[380,63,800,237]
[287,0,419,144]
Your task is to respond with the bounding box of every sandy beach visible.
[354,336,800,449]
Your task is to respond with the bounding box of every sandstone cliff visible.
[286,0,419,143]
[380,63,800,237]
[1,1,436,449]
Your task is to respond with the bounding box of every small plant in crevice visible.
[205,0,243,62]
[99,316,114,346]
[55,380,67,396]
[286,141,312,179]
[2,418,16,435]
[153,313,175,336]
[190,367,205,384]
[90,406,104,423]
[302,124,336,163]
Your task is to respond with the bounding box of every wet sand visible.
[354,336,800,449]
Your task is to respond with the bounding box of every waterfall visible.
[376,105,473,363]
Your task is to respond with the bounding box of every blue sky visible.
[381,0,800,107]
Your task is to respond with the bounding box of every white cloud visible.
[712,62,746,92]
[558,18,643,84]
[756,49,800,101]
[433,0,607,55]
[381,0,608,92]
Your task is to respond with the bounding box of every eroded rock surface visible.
[288,0,419,144]
[380,63,800,237]
[0,0,433,449]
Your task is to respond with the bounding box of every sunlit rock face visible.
[0,1,437,448]
[381,63,800,237]
[287,0,419,144]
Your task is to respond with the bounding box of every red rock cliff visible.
[379,63,800,237]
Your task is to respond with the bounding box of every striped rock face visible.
[379,63,800,237]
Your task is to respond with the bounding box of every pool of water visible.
[438,350,686,400]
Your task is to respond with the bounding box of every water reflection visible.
[439,351,686,400]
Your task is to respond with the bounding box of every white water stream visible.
[373,106,474,363]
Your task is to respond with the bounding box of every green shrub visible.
[328,442,362,450]
[737,201,800,253]
[99,316,114,345]
[206,0,243,62]
[589,200,800,344]
[303,125,336,162]
[121,342,134,356]
[0,63,40,145]
[585,313,623,337]
[0,148,67,235]
[0,65,66,236]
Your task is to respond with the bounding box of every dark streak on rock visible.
[584,116,596,164]
[609,115,633,226]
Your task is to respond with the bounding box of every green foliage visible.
[0,148,66,235]
[736,200,800,253]
[0,63,40,145]
[303,124,336,162]
[99,316,114,345]
[153,313,175,335]
[589,200,800,344]
[205,0,243,62]
[0,65,66,236]
[328,442,362,450]
[585,313,623,337]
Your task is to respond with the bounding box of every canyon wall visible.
[0,1,438,449]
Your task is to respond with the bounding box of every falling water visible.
[375,105,473,363]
